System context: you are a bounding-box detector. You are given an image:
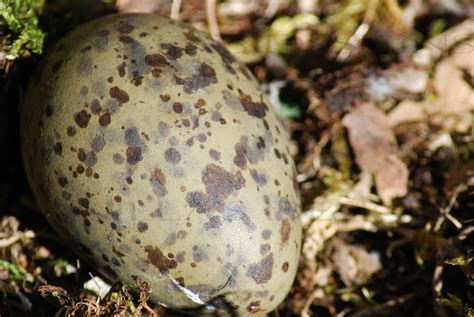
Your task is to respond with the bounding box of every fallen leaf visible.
[388,99,427,126]
[330,238,382,286]
[429,44,474,132]
[342,102,408,205]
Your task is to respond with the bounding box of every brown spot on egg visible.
[172,102,183,113]
[192,245,208,262]
[250,169,267,186]
[175,277,185,287]
[67,126,76,137]
[194,98,206,108]
[117,20,134,34]
[76,164,85,174]
[204,215,221,230]
[232,136,265,169]
[280,219,291,244]
[77,149,87,162]
[176,251,186,263]
[53,142,63,155]
[118,35,134,44]
[150,208,162,218]
[78,197,89,209]
[149,168,167,197]
[126,147,142,164]
[90,99,101,114]
[99,112,111,126]
[175,62,217,94]
[233,153,246,168]
[117,62,126,77]
[113,153,124,164]
[182,26,199,41]
[185,42,197,55]
[260,243,271,255]
[239,90,268,119]
[137,222,149,232]
[57,177,68,187]
[74,110,91,128]
[160,94,170,102]
[261,230,272,240]
[247,253,274,284]
[282,261,289,272]
[82,44,96,57]
[211,42,236,74]
[186,164,245,213]
[209,149,220,161]
[144,245,177,274]
[274,148,281,159]
[182,119,190,127]
[144,53,167,67]
[44,104,54,117]
[161,43,183,60]
[164,148,181,164]
[110,86,129,103]
[256,136,265,149]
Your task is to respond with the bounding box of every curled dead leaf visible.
[342,102,408,205]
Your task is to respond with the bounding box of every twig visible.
[206,0,221,41]
[170,0,182,20]
[435,184,465,231]
[301,196,392,225]
[337,0,379,61]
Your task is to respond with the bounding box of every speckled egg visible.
[21,13,301,316]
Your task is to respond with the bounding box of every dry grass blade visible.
[133,278,157,317]
[206,0,221,41]
[170,0,182,20]
[38,284,74,307]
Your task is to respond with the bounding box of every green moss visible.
[0,0,45,62]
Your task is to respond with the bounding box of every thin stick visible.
[170,0,182,20]
[206,0,221,41]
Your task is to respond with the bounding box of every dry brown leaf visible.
[330,238,382,286]
[342,103,408,205]
[429,44,474,132]
[388,99,427,126]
